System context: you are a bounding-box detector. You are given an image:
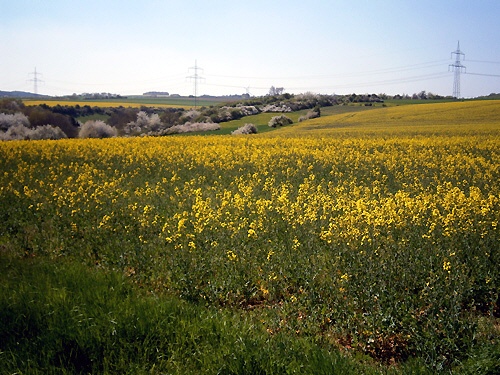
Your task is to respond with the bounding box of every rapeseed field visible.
[22,99,191,109]
[1,100,499,373]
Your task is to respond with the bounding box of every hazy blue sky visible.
[1,0,499,97]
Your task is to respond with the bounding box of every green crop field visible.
[1,100,499,374]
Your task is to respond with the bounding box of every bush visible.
[0,124,31,140]
[0,123,68,141]
[29,125,67,140]
[160,110,183,127]
[0,112,30,131]
[107,108,138,130]
[164,122,220,134]
[299,108,320,122]
[232,123,258,135]
[268,115,293,128]
[180,109,201,122]
[124,111,163,135]
[79,120,117,139]
[25,107,78,138]
[0,98,25,114]
[236,105,260,116]
[261,104,292,113]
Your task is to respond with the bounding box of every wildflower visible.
[98,214,111,228]
[177,218,187,232]
[443,260,451,273]
[259,284,269,297]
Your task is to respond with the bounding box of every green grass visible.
[125,96,229,108]
[0,254,390,374]
[219,109,320,134]
[4,254,495,374]
[218,105,384,135]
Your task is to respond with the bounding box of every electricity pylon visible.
[28,67,43,95]
[187,60,204,108]
[449,41,466,98]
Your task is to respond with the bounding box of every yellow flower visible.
[177,218,187,232]
[226,250,237,261]
[443,260,451,273]
[259,284,269,297]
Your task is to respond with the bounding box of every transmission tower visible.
[449,41,466,98]
[187,60,204,108]
[28,67,43,95]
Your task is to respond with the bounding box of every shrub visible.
[124,111,163,135]
[108,108,138,130]
[232,123,258,135]
[0,124,31,140]
[29,125,67,140]
[0,123,68,141]
[0,112,30,131]
[79,120,117,139]
[0,98,25,113]
[236,105,260,116]
[25,107,78,138]
[180,109,201,122]
[298,108,320,122]
[164,122,220,134]
[261,104,292,113]
[268,115,293,128]
[160,110,183,127]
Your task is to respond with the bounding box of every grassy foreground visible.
[1,100,499,373]
[1,256,384,374]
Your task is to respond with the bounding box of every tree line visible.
[0,91,453,140]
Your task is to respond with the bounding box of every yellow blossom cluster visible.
[0,100,498,308]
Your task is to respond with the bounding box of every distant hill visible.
[476,93,500,100]
[0,90,49,98]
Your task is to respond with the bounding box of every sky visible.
[1,0,499,98]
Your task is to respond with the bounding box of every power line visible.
[205,71,451,93]
[288,72,450,91]
[467,59,500,65]
[466,72,500,78]
[204,60,449,81]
